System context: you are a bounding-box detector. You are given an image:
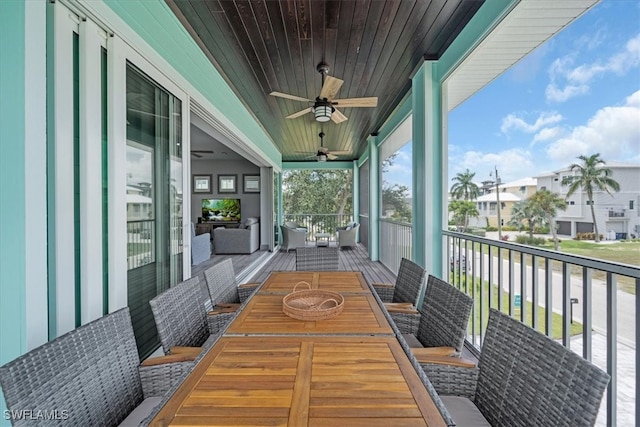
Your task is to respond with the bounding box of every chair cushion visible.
[117,396,163,426]
[440,396,491,427]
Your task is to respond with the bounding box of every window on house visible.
[569,201,575,205]
[630,200,634,210]
[586,201,593,205]
[520,186,525,193]
[541,186,546,190]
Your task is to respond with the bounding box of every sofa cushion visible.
[118,397,163,426]
[244,217,258,225]
[440,396,491,427]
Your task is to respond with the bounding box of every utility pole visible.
[491,166,502,240]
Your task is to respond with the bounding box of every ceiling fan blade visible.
[328,150,351,155]
[331,108,348,124]
[319,76,344,100]
[326,153,339,160]
[286,107,313,119]
[191,152,202,158]
[332,97,378,107]
[270,92,313,103]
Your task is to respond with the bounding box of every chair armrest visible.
[411,347,458,360]
[372,283,394,302]
[238,283,260,302]
[139,360,193,397]
[170,346,202,358]
[141,353,197,366]
[384,302,418,313]
[420,359,479,400]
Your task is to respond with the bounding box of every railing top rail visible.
[379,218,412,227]
[443,230,640,280]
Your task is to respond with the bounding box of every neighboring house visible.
[535,162,640,239]
[126,185,152,221]
[471,177,538,228]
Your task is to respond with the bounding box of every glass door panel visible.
[126,63,183,357]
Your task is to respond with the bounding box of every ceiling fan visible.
[270,63,378,123]
[298,132,350,162]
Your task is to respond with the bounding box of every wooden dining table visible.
[148,271,447,427]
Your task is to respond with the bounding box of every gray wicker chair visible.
[295,246,339,271]
[402,275,473,359]
[336,223,359,248]
[149,276,216,359]
[422,308,610,427]
[203,258,259,333]
[280,225,307,252]
[0,308,191,426]
[372,258,426,332]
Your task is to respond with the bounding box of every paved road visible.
[470,251,636,344]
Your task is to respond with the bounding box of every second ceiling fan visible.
[298,132,349,162]
[270,63,378,123]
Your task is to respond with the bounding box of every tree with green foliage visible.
[282,169,352,216]
[449,200,479,232]
[381,153,412,222]
[529,189,567,250]
[508,200,544,238]
[561,153,620,242]
[450,169,480,200]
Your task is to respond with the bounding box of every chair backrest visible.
[296,246,339,271]
[204,258,239,305]
[416,275,473,355]
[392,258,426,306]
[149,276,208,353]
[284,221,301,229]
[475,309,610,427]
[0,308,143,426]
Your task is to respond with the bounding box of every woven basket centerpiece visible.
[282,281,344,321]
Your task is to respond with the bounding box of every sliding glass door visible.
[126,63,183,357]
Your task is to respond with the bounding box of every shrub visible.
[502,226,518,231]
[501,234,509,241]
[534,226,550,234]
[516,235,547,246]
[575,232,604,241]
[486,226,498,232]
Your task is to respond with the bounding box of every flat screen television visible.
[202,198,241,222]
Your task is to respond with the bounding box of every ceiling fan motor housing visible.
[312,98,334,122]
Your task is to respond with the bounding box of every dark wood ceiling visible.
[167,0,484,162]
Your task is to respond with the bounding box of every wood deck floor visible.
[190,243,398,288]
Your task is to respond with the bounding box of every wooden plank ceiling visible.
[167,0,484,162]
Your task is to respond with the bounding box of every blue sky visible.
[384,0,640,194]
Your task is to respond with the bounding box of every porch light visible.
[313,101,333,122]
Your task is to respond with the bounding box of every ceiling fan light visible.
[317,153,327,162]
[313,104,333,122]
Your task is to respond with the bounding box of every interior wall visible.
[191,159,261,224]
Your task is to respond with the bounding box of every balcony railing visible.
[127,219,155,270]
[283,214,352,240]
[380,219,413,274]
[609,209,626,218]
[443,230,639,427]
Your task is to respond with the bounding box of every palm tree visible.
[449,200,479,232]
[561,154,620,242]
[508,200,544,238]
[450,169,480,201]
[530,190,567,250]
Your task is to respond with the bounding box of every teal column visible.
[412,61,444,279]
[352,161,360,240]
[368,135,380,261]
[276,172,283,244]
[1,2,26,423]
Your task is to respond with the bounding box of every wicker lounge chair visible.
[203,258,259,333]
[280,224,307,252]
[0,308,191,426]
[149,276,217,360]
[372,257,426,332]
[421,308,610,427]
[295,246,339,271]
[402,275,473,359]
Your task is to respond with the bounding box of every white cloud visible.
[501,112,563,134]
[533,126,564,144]
[546,90,640,163]
[458,148,536,183]
[546,33,640,103]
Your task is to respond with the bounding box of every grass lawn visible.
[453,275,583,340]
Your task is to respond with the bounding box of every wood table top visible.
[226,293,393,336]
[149,336,447,427]
[258,271,370,294]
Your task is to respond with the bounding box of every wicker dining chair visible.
[421,308,610,427]
[372,257,426,332]
[295,246,339,271]
[402,275,473,359]
[149,276,216,359]
[0,308,191,426]
[203,258,260,333]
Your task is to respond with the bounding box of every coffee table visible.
[315,232,331,246]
